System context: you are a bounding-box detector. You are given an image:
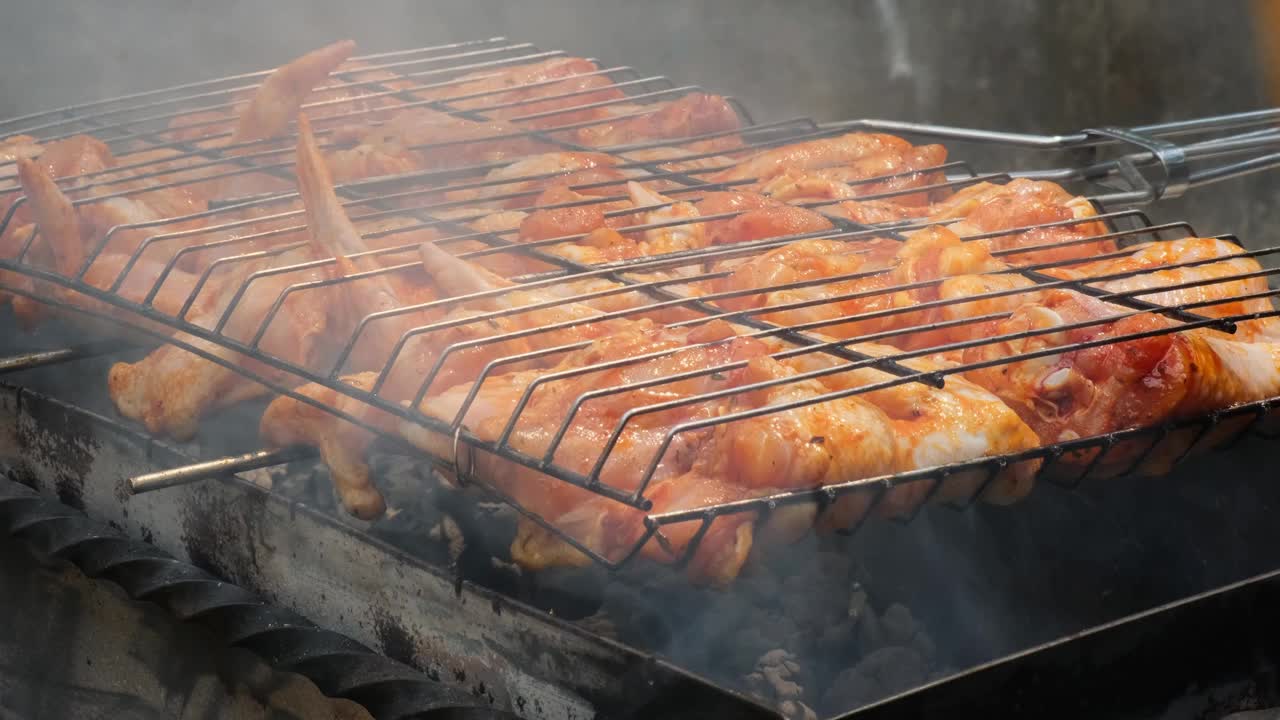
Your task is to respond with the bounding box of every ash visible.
[263,454,950,718]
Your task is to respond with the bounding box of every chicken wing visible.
[568,93,742,149]
[959,290,1280,476]
[932,179,1114,263]
[401,319,900,585]
[442,57,626,126]
[11,158,218,332]
[402,317,1041,585]
[260,116,643,517]
[758,144,950,208]
[107,242,334,440]
[713,133,943,189]
[1046,236,1280,342]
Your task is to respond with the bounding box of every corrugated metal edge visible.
[0,381,781,720]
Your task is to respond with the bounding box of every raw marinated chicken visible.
[162,40,404,145]
[107,242,334,441]
[229,39,361,146]
[958,289,1280,475]
[259,116,447,516]
[402,318,1041,584]
[512,181,710,272]
[401,319,899,585]
[0,135,42,164]
[567,93,743,148]
[1045,236,1280,342]
[694,191,835,247]
[711,224,1279,360]
[0,135,115,230]
[933,179,1114,263]
[1,39,367,305]
[758,144,950,208]
[442,57,626,126]
[620,142,740,176]
[121,40,364,206]
[325,107,555,182]
[708,235,902,310]
[714,133,944,189]
[12,158,219,331]
[784,342,1041,526]
[708,227,989,348]
[10,46,1280,597]
[443,151,628,207]
[260,115,642,517]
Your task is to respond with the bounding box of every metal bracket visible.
[1085,126,1191,201]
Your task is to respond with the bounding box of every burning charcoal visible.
[427,515,466,564]
[526,566,606,620]
[238,467,274,490]
[879,603,918,646]
[779,578,822,622]
[370,453,437,513]
[823,646,928,711]
[575,612,619,640]
[271,460,337,513]
[733,626,779,668]
[912,628,938,665]
[368,506,445,563]
[778,700,818,720]
[855,602,885,653]
[449,500,517,562]
[847,585,870,625]
[746,649,816,720]
[814,617,857,662]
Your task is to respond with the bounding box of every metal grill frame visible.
[4,36,1280,575]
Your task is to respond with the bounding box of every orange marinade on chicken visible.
[1045,236,1280,342]
[443,57,627,127]
[325,108,555,182]
[1,42,356,317]
[261,116,652,519]
[0,134,114,230]
[402,319,899,585]
[713,132,948,206]
[567,93,743,148]
[932,179,1113,263]
[959,289,1280,475]
[2,40,384,328]
[402,314,1041,585]
[758,144,951,209]
[11,158,224,332]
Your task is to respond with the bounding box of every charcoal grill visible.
[5,36,1280,719]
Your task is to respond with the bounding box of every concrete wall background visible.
[2,0,1269,243]
[0,1,1269,128]
[1,1,1276,242]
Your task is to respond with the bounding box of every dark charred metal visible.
[838,566,1280,720]
[0,475,508,720]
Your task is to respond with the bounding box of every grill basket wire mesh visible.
[4,37,1280,572]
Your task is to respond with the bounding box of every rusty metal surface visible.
[0,381,780,720]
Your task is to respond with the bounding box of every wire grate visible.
[3,37,1280,580]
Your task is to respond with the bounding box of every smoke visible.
[5,2,1280,716]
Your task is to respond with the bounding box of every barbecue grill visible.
[5,35,1280,719]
